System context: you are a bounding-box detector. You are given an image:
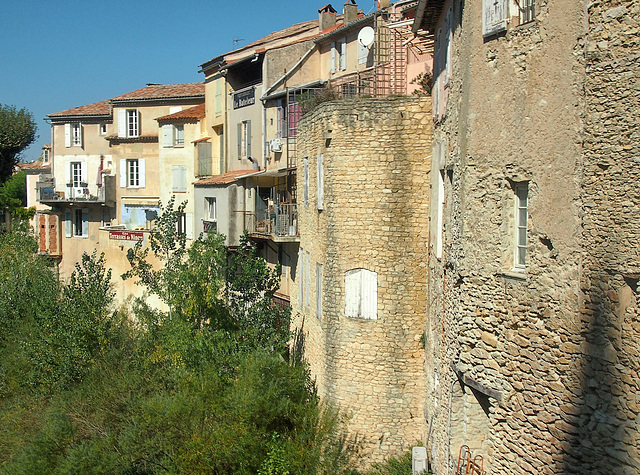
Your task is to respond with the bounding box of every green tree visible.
[0,105,37,183]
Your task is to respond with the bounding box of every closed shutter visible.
[162,124,173,147]
[340,38,346,70]
[138,159,145,188]
[482,0,507,37]
[64,123,71,148]
[330,42,336,74]
[77,124,83,148]
[173,166,186,192]
[65,210,72,237]
[298,249,304,307]
[120,159,127,188]
[316,263,323,320]
[344,270,360,318]
[81,209,89,237]
[185,213,193,239]
[303,157,309,206]
[316,153,324,210]
[361,269,378,320]
[246,120,251,158]
[118,109,126,137]
[80,160,88,184]
[305,251,310,310]
[237,122,242,159]
[65,161,71,187]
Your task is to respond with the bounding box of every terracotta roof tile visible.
[194,169,256,186]
[17,160,50,170]
[156,104,205,121]
[48,99,111,117]
[111,83,204,102]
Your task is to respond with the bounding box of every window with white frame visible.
[72,123,82,146]
[127,109,139,137]
[119,158,145,188]
[206,197,216,222]
[64,123,83,148]
[345,268,378,320]
[100,123,107,135]
[163,124,184,147]
[518,0,535,24]
[513,182,528,269]
[70,162,82,187]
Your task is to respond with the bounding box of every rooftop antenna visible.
[233,36,245,47]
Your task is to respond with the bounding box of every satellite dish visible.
[358,26,375,48]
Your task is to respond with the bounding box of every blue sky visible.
[1,0,378,162]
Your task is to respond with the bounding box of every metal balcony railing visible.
[37,175,115,205]
[245,203,298,239]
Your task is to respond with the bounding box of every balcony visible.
[37,175,115,206]
[245,203,299,242]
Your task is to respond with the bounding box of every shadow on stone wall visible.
[562,269,638,473]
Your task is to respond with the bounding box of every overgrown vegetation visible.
[0,104,37,183]
[0,200,364,474]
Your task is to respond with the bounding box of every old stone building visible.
[414,0,639,473]
[292,96,432,465]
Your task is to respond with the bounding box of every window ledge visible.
[497,270,526,281]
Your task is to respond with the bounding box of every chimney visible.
[344,0,358,23]
[318,4,337,31]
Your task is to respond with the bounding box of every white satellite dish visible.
[358,26,375,48]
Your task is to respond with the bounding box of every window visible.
[514,182,528,269]
[519,0,535,24]
[237,120,251,159]
[172,166,187,192]
[162,124,184,147]
[345,268,378,320]
[316,263,323,320]
[127,109,139,137]
[64,123,82,147]
[176,213,194,239]
[71,162,82,187]
[119,158,145,188]
[100,123,107,135]
[65,208,88,238]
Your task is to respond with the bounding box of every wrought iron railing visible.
[246,203,298,238]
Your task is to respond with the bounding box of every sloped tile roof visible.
[156,103,206,121]
[17,160,50,171]
[194,169,256,186]
[111,83,205,102]
[48,99,111,117]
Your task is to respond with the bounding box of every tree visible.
[0,104,37,183]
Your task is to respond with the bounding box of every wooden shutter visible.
[303,157,309,206]
[361,269,378,319]
[118,109,126,137]
[344,270,360,318]
[316,153,324,210]
[80,160,88,184]
[305,251,310,310]
[173,166,186,192]
[246,121,251,158]
[120,159,127,188]
[162,124,173,147]
[298,249,304,307]
[330,42,336,74]
[138,159,145,188]
[64,123,71,147]
[340,37,346,70]
[237,122,242,159]
[65,210,72,237]
[316,263,322,320]
[482,0,507,37]
[358,41,367,64]
[185,213,193,239]
[78,124,83,148]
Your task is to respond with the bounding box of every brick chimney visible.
[344,0,358,23]
[318,4,337,31]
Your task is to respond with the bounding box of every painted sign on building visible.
[233,88,255,109]
[109,230,144,241]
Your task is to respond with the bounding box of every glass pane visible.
[518,247,526,265]
[519,209,528,227]
[518,227,527,245]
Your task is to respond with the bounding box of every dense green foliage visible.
[0,105,37,183]
[0,204,361,473]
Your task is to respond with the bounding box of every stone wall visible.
[292,96,432,466]
[425,0,640,474]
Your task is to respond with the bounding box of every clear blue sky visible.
[1,0,378,162]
